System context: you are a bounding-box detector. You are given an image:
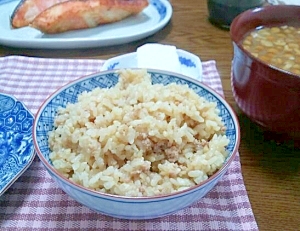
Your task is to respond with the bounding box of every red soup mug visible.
[230,5,300,141]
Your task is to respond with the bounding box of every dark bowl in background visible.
[230,5,300,142]
[207,0,264,30]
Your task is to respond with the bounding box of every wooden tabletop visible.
[0,1,299,230]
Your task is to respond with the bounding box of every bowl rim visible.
[33,68,241,201]
[230,5,300,81]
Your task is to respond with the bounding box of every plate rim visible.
[0,0,172,49]
[0,92,36,196]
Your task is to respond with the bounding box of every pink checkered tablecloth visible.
[0,55,258,231]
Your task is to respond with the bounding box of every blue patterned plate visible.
[101,49,203,82]
[0,93,35,196]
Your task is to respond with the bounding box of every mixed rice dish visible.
[48,69,229,197]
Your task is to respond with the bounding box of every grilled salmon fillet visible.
[30,0,149,34]
[11,0,69,28]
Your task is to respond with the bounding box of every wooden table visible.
[0,1,299,230]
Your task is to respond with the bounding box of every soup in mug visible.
[241,25,300,75]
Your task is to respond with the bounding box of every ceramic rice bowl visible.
[33,69,240,219]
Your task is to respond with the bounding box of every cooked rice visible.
[48,69,229,197]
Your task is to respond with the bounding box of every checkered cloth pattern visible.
[0,55,258,231]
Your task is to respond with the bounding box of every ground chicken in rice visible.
[48,69,229,197]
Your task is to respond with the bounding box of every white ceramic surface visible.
[267,0,300,5]
[0,0,172,49]
[33,69,240,219]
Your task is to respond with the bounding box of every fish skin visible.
[11,0,69,28]
[31,0,149,34]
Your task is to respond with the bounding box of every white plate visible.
[101,49,203,81]
[0,0,172,49]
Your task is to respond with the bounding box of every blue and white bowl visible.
[101,49,203,82]
[33,69,240,219]
[0,93,35,196]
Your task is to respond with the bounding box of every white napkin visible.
[137,43,181,73]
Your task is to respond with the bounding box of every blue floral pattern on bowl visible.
[179,56,196,68]
[0,93,35,196]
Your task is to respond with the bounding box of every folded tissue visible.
[137,44,181,73]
